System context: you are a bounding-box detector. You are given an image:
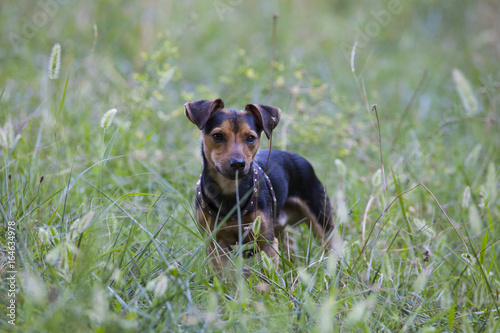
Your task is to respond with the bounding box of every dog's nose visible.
[229,158,246,172]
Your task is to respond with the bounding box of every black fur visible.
[255,149,334,232]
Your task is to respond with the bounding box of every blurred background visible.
[1,0,499,331]
[1,0,499,178]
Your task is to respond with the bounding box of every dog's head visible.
[184,98,281,179]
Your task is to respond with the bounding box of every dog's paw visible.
[281,233,296,254]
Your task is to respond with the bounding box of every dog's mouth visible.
[215,166,248,180]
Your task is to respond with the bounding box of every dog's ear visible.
[244,104,281,139]
[184,99,225,130]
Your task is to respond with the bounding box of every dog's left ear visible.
[244,104,282,139]
[184,99,225,130]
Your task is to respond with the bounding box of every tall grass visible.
[1,1,499,332]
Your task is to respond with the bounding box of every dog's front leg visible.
[207,239,232,275]
[254,212,280,271]
[259,237,280,271]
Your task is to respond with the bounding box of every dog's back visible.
[255,149,334,238]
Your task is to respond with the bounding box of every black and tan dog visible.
[185,98,334,273]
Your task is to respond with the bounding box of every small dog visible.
[185,98,334,273]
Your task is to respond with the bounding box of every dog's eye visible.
[246,135,256,144]
[212,133,224,142]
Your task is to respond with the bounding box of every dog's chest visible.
[197,208,273,245]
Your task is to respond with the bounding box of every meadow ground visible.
[1,1,499,332]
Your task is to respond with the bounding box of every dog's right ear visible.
[184,99,225,130]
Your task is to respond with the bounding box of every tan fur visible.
[196,207,279,273]
[201,118,260,195]
[278,196,325,238]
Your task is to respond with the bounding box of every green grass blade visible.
[479,229,488,266]
[102,127,119,167]
[56,69,70,125]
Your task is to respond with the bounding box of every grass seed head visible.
[0,121,14,149]
[100,108,117,129]
[452,68,479,116]
[462,186,471,208]
[22,272,48,304]
[45,245,61,266]
[371,168,382,187]
[468,204,482,235]
[38,228,52,245]
[72,211,95,234]
[334,159,347,177]
[154,275,168,298]
[48,43,61,80]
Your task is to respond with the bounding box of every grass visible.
[1,0,499,331]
